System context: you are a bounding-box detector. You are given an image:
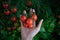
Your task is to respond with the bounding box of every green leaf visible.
[34,35,39,40]
[40,26,46,32]
[48,19,56,32]
[39,32,48,39]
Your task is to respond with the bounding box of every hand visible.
[20,19,43,40]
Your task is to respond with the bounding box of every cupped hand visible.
[20,19,43,40]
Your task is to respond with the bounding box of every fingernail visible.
[30,8,32,12]
[41,19,43,22]
[33,9,35,12]
[23,10,26,14]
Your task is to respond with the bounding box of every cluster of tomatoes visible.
[3,3,17,22]
[20,9,37,28]
[3,3,17,15]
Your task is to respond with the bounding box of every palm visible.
[21,19,43,38]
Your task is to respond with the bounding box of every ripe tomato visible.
[11,7,17,13]
[29,24,33,28]
[26,1,32,6]
[11,17,16,22]
[4,10,10,15]
[26,18,33,25]
[32,14,37,21]
[3,4,9,8]
[20,15,27,22]
[23,23,28,27]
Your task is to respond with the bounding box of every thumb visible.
[36,19,43,30]
[30,19,43,37]
[35,19,43,32]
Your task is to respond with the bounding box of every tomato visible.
[11,7,17,13]
[11,17,16,22]
[4,10,10,15]
[20,15,27,22]
[3,4,9,8]
[26,18,33,25]
[23,23,28,27]
[26,1,32,6]
[29,24,33,28]
[32,14,37,21]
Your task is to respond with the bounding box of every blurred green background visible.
[0,0,60,40]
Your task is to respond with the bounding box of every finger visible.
[30,19,43,37]
[32,9,36,27]
[33,9,35,13]
[20,21,23,27]
[30,8,33,14]
[33,21,36,27]
[37,19,43,29]
[35,19,43,33]
[23,10,26,14]
[20,15,23,27]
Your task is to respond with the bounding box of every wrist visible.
[22,36,33,40]
[22,38,32,40]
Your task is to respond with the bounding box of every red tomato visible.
[11,17,16,22]
[20,15,27,22]
[26,1,32,6]
[29,24,33,28]
[11,7,17,13]
[26,18,33,25]
[23,23,28,27]
[3,4,9,8]
[4,10,10,15]
[32,14,37,21]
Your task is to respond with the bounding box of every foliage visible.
[0,0,60,40]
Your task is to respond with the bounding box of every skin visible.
[20,19,43,40]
